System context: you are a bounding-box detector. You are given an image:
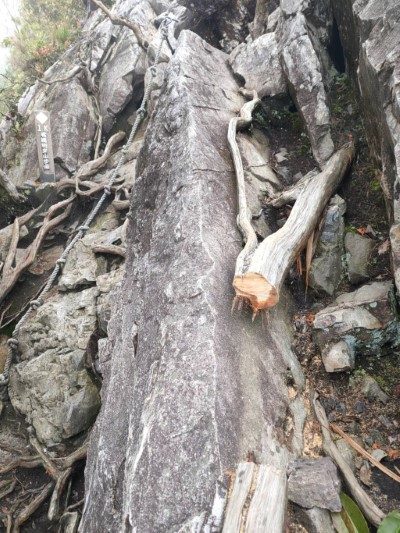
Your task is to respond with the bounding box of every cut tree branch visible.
[89,0,149,49]
[233,143,355,313]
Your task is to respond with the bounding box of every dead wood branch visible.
[233,143,354,313]
[92,244,126,258]
[75,131,125,180]
[313,393,384,527]
[90,0,149,49]
[228,89,261,277]
[330,423,400,483]
[0,195,75,304]
[266,169,319,208]
[0,170,23,202]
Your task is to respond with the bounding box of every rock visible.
[280,13,334,165]
[10,78,97,184]
[229,32,286,97]
[360,375,389,404]
[292,505,336,533]
[371,448,387,462]
[99,2,158,132]
[81,30,304,533]
[331,1,400,292]
[9,349,100,445]
[58,232,107,291]
[345,232,374,284]
[17,287,99,362]
[309,197,346,295]
[288,457,342,512]
[322,340,355,373]
[313,281,400,357]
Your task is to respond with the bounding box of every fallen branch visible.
[92,244,126,258]
[312,393,384,527]
[89,0,149,49]
[228,89,260,277]
[233,143,354,313]
[0,195,75,304]
[266,169,318,208]
[330,423,400,484]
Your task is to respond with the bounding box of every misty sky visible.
[0,0,20,72]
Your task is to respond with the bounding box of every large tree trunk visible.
[81,30,304,533]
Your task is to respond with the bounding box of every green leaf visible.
[378,511,400,533]
[340,492,370,533]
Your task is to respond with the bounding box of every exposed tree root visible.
[0,170,23,203]
[0,195,75,305]
[74,131,125,180]
[89,0,149,49]
[92,244,126,258]
[228,89,260,278]
[12,482,54,533]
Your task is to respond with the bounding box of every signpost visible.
[35,110,56,182]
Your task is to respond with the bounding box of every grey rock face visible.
[81,30,303,533]
[322,339,355,373]
[313,281,400,357]
[345,232,374,284]
[9,350,100,445]
[8,78,97,184]
[332,0,400,292]
[292,506,336,533]
[280,13,334,165]
[229,32,286,97]
[309,197,346,295]
[288,457,342,512]
[16,287,99,362]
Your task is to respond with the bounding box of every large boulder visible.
[81,30,304,533]
[332,0,400,291]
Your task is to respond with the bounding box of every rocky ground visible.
[0,0,399,531]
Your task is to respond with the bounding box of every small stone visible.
[345,233,374,284]
[288,458,342,512]
[322,340,355,373]
[371,449,387,462]
[360,375,389,404]
[336,402,346,414]
[378,414,392,428]
[359,462,372,486]
[354,400,365,413]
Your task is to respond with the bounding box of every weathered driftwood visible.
[228,89,260,277]
[312,394,384,527]
[0,195,74,304]
[233,143,354,312]
[222,462,287,533]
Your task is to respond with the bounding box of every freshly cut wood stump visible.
[233,142,355,313]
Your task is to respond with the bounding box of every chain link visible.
[0,17,172,397]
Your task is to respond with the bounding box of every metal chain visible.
[0,18,171,395]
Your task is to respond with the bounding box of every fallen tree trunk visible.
[233,143,355,313]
